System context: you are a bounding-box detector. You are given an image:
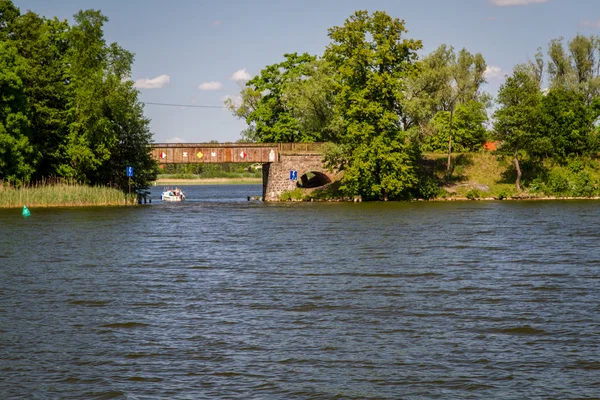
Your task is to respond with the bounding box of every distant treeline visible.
[227,10,600,199]
[159,163,262,179]
[0,1,157,193]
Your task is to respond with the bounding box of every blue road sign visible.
[126,166,134,177]
[289,170,298,180]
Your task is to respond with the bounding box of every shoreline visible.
[154,178,262,185]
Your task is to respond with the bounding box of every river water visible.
[1,185,599,399]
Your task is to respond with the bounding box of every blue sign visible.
[289,170,298,180]
[126,166,134,177]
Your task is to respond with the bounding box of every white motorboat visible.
[161,188,185,202]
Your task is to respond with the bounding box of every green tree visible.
[60,9,156,191]
[282,59,340,142]
[402,44,489,162]
[0,3,156,192]
[401,44,454,134]
[541,87,598,159]
[226,52,317,142]
[324,10,422,200]
[425,100,488,153]
[9,11,71,178]
[494,66,543,192]
[0,39,34,183]
[440,48,487,171]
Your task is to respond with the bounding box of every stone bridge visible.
[150,142,335,201]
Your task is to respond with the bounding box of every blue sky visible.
[14,0,600,143]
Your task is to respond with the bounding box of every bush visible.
[416,177,442,199]
[496,188,512,200]
[279,188,305,201]
[538,163,600,197]
[546,169,570,194]
[465,189,480,200]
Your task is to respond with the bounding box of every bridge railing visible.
[151,142,327,152]
[277,143,326,153]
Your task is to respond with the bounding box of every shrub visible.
[496,189,512,200]
[416,177,442,200]
[465,189,480,200]
[279,188,305,201]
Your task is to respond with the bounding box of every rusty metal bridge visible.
[150,142,325,164]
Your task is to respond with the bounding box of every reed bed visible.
[0,180,134,208]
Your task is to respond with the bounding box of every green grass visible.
[422,152,516,198]
[0,181,134,208]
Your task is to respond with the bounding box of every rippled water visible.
[1,185,599,399]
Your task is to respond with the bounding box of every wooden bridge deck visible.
[151,142,326,164]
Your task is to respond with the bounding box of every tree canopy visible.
[0,0,157,191]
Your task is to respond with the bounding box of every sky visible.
[14,0,600,143]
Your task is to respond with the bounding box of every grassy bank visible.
[0,182,134,208]
[279,152,600,201]
[426,152,600,200]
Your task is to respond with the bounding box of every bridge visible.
[150,142,326,164]
[150,142,334,201]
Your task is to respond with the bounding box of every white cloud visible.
[199,81,223,91]
[133,74,170,89]
[166,136,186,143]
[230,68,252,82]
[580,18,600,29]
[485,65,505,80]
[490,0,549,6]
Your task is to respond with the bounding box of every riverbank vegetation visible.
[228,10,600,201]
[0,1,157,196]
[0,180,133,208]
[281,152,600,201]
[158,163,262,180]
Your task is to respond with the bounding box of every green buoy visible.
[22,205,31,217]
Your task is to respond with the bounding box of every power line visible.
[143,101,226,109]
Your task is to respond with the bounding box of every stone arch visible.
[297,171,332,188]
[263,153,336,201]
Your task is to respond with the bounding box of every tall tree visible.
[226,52,317,142]
[9,11,70,178]
[282,59,340,142]
[324,10,422,200]
[494,66,543,192]
[0,39,34,183]
[402,45,489,162]
[0,2,157,192]
[442,48,487,171]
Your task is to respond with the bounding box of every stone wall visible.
[262,153,334,201]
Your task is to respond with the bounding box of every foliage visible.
[415,176,443,199]
[282,60,341,142]
[324,10,423,200]
[0,39,34,184]
[0,1,156,193]
[540,87,599,160]
[465,189,480,200]
[494,66,543,190]
[279,188,305,201]
[423,100,488,152]
[226,52,318,142]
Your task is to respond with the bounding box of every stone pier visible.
[262,153,335,201]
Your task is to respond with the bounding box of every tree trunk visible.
[514,148,522,192]
[446,108,454,174]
